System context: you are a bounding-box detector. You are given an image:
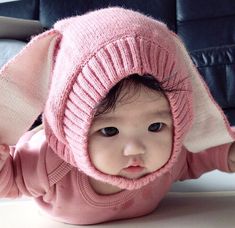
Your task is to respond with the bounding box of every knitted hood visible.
[0,7,234,190]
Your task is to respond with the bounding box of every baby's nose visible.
[123,140,146,156]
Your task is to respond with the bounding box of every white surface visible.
[0,192,235,228]
[171,170,235,192]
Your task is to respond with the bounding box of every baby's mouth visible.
[122,158,145,176]
[122,165,145,173]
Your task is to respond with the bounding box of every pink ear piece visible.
[43,7,235,190]
[0,29,61,145]
[2,7,233,190]
[0,145,6,151]
[0,144,10,161]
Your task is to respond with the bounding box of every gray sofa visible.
[0,16,43,68]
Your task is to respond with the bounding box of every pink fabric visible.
[0,130,232,224]
[0,7,235,225]
[0,29,59,145]
[43,7,193,189]
[0,7,234,190]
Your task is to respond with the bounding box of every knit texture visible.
[43,8,193,189]
[0,29,59,145]
[1,7,234,190]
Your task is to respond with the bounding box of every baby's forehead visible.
[93,92,171,122]
[99,85,166,108]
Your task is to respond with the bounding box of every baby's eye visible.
[148,123,164,132]
[100,127,119,137]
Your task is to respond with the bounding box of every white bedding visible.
[0,191,235,228]
[1,170,235,227]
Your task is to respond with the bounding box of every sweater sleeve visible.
[0,130,50,198]
[178,143,233,181]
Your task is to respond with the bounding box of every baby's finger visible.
[0,144,10,152]
[0,145,10,160]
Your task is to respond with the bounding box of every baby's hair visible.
[95,73,184,116]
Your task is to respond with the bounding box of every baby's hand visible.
[0,144,10,171]
[228,143,235,172]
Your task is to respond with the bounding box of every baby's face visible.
[88,87,173,180]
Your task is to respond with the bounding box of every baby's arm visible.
[0,125,43,172]
[178,143,232,181]
[0,125,43,175]
[228,143,235,172]
[0,144,20,198]
[0,144,10,172]
[0,127,50,198]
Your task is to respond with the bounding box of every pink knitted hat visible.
[0,7,234,190]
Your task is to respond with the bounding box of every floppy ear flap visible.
[0,29,61,145]
[171,33,235,152]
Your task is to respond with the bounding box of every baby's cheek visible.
[99,152,123,175]
[88,136,124,174]
[90,148,122,175]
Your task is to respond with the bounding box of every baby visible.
[0,7,235,225]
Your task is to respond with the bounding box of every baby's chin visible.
[117,168,150,180]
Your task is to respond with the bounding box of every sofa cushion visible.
[190,45,235,126]
[176,0,235,125]
[177,0,235,51]
[0,39,26,68]
[0,16,44,41]
[0,0,39,20]
[39,0,176,30]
